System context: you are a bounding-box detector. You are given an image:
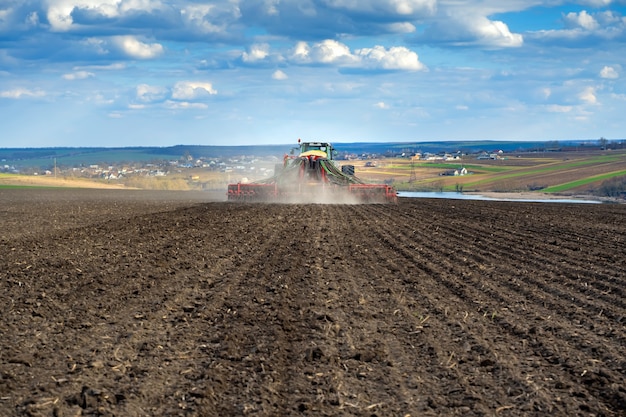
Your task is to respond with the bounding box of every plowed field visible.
[1,189,625,417]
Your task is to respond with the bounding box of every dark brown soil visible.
[1,189,625,417]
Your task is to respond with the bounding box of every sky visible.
[1,0,625,147]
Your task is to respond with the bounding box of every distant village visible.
[1,149,507,181]
[1,138,622,183]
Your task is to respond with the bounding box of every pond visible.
[397,191,602,204]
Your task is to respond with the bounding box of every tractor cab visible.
[298,142,335,160]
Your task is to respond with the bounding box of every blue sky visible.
[1,0,625,147]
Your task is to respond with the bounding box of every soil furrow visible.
[354,203,625,415]
[2,191,626,417]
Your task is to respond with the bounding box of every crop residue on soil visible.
[1,188,625,416]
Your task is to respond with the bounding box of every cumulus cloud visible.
[242,43,270,62]
[417,14,523,48]
[475,18,523,47]
[112,36,163,59]
[600,65,619,79]
[180,2,241,34]
[290,40,425,70]
[356,45,425,70]
[47,0,120,31]
[171,81,217,100]
[45,0,166,31]
[532,9,626,44]
[180,4,223,34]
[564,10,599,30]
[309,40,357,64]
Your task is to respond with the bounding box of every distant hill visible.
[0,140,616,171]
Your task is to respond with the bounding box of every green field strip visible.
[460,158,623,187]
[0,173,18,179]
[542,170,626,193]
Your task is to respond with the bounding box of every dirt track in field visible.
[1,189,625,417]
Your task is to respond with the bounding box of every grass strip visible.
[542,170,626,192]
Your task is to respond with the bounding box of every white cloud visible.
[243,43,270,62]
[0,88,46,99]
[171,81,217,100]
[180,3,240,34]
[472,17,523,48]
[136,83,167,102]
[595,10,622,25]
[272,70,288,80]
[564,10,599,30]
[322,0,436,16]
[375,101,389,109]
[46,4,74,31]
[290,40,358,65]
[292,41,311,61]
[119,0,164,14]
[534,9,626,43]
[311,40,357,64]
[47,0,118,31]
[62,70,94,80]
[25,11,40,27]
[164,100,208,109]
[180,4,221,33]
[46,0,166,31]
[291,40,424,70]
[80,62,126,70]
[112,36,163,59]
[579,86,597,104]
[600,66,619,79]
[386,22,416,34]
[356,45,425,70]
[419,13,523,48]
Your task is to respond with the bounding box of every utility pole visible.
[409,159,417,183]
